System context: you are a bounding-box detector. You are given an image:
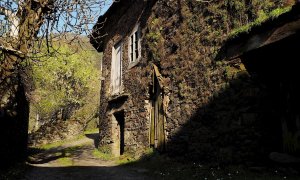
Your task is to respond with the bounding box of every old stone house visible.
[90,0,299,164]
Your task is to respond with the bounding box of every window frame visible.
[128,24,141,68]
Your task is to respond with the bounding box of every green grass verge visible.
[36,134,87,150]
[37,128,99,150]
[57,157,73,166]
[84,128,99,134]
[92,149,113,161]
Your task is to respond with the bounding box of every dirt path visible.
[22,134,152,180]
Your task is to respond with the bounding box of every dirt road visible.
[23,133,152,180]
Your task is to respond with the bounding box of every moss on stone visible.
[229,6,293,38]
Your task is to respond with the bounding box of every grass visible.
[64,145,83,156]
[229,6,292,38]
[84,128,99,134]
[38,141,68,150]
[92,149,113,161]
[57,157,73,166]
[92,147,151,165]
[36,132,90,150]
[37,128,99,150]
[117,153,139,165]
[117,157,136,165]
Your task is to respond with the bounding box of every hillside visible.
[28,35,102,145]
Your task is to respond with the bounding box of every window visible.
[111,41,122,95]
[128,25,141,64]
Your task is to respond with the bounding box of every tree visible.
[0,0,109,77]
[0,0,110,166]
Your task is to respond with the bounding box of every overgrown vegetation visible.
[29,36,101,130]
[146,0,293,63]
[28,36,101,145]
[140,0,297,166]
[230,6,292,38]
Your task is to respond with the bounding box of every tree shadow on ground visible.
[27,145,91,165]
[22,164,153,180]
[6,154,299,180]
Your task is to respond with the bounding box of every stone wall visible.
[144,0,288,164]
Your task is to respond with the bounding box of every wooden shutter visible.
[111,42,122,95]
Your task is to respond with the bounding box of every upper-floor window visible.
[128,24,141,65]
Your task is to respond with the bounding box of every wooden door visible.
[150,75,166,152]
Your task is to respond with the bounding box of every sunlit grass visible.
[84,128,99,134]
[92,149,113,161]
[37,134,86,150]
[117,154,137,165]
[36,127,99,150]
[117,148,154,165]
[57,157,73,166]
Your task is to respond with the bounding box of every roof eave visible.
[216,3,300,61]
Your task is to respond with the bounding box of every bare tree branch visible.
[0,5,19,37]
[0,45,24,57]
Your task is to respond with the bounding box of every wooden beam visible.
[223,19,300,60]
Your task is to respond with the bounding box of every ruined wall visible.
[97,0,291,164]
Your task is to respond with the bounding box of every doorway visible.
[111,111,125,156]
[242,32,300,155]
[150,71,166,152]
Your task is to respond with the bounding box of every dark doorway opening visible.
[113,111,125,156]
[242,32,300,155]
